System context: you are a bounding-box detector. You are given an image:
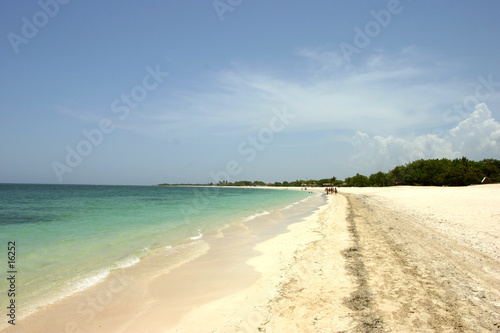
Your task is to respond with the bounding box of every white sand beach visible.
[4,184,500,332]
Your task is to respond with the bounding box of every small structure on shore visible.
[481,177,491,184]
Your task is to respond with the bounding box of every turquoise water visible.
[0,184,313,319]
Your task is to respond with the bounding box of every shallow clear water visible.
[0,184,312,318]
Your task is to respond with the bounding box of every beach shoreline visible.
[168,184,500,332]
[0,187,324,332]
[4,184,500,332]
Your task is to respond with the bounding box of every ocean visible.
[0,184,315,325]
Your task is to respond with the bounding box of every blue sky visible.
[1,0,500,185]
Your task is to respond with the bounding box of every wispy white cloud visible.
[139,48,474,142]
[92,47,499,180]
[297,47,346,72]
[53,105,103,123]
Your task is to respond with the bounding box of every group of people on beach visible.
[325,187,337,195]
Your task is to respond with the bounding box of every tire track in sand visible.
[344,193,500,332]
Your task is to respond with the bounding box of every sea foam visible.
[190,230,203,240]
[244,211,271,221]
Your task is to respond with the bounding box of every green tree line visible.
[159,157,499,187]
[345,157,500,187]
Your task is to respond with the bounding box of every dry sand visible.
[335,185,500,332]
[4,185,500,332]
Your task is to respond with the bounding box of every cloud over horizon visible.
[2,0,500,185]
[79,48,500,182]
[350,103,500,175]
[140,48,486,139]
